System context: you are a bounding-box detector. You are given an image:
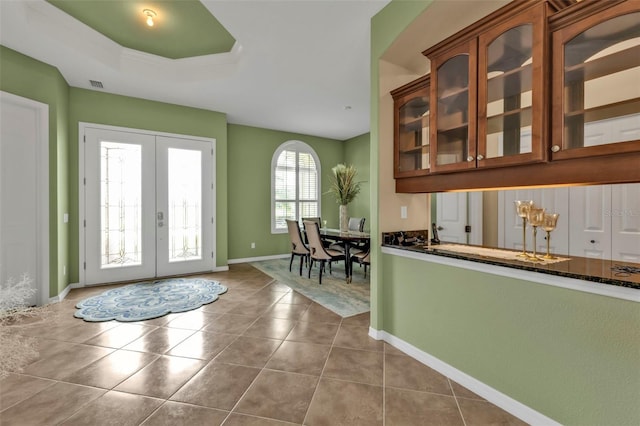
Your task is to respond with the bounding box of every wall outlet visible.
[400,206,408,219]
[63,213,69,223]
[251,242,256,249]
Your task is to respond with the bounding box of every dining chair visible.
[303,220,345,284]
[350,249,371,278]
[286,219,310,276]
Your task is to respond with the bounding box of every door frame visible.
[0,91,49,305]
[78,122,216,286]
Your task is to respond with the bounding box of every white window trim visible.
[271,140,321,234]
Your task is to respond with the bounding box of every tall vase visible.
[339,204,348,232]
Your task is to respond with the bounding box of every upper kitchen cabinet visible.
[423,0,562,174]
[391,75,430,178]
[477,2,550,168]
[550,0,640,160]
[428,39,478,173]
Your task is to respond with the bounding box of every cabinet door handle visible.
[477,154,484,160]
[467,155,475,162]
[551,145,561,153]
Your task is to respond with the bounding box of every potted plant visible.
[328,164,361,232]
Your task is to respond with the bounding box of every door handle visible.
[437,226,444,231]
[157,212,164,220]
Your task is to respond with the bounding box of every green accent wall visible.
[371,2,640,425]
[227,124,344,260]
[0,45,70,298]
[343,132,370,228]
[68,88,228,281]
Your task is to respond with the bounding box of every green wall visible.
[0,45,70,298]
[68,88,228,281]
[371,1,640,424]
[227,124,345,260]
[343,132,370,228]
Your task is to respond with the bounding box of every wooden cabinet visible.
[424,0,555,174]
[477,2,549,168]
[393,0,640,193]
[429,39,477,173]
[391,75,430,178]
[550,0,640,160]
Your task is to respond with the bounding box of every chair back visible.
[303,220,331,260]
[286,219,309,255]
[348,217,365,232]
[301,217,321,228]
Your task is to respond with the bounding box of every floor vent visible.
[89,80,104,89]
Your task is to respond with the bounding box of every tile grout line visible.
[449,377,469,426]
[301,314,344,425]
[218,282,305,425]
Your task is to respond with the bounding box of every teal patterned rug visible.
[251,257,369,317]
[74,278,227,322]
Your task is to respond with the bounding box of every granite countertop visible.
[382,242,640,290]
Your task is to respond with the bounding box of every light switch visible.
[400,206,407,219]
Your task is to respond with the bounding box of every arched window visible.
[271,141,321,233]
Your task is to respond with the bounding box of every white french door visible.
[83,126,214,285]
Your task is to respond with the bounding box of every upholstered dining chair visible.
[286,219,310,276]
[350,250,371,278]
[303,220,345,284]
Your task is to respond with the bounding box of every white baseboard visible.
[228,254,289,264]
[49,282,82,303]
[369,327,560,426]
[211,265,229,272]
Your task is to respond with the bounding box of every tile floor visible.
[0,263,527,425]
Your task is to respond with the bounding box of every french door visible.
[83,126,215,285]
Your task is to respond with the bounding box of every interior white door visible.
[568,185,612,260]
[0,92,48,305]
[436,192,468,243]
[155,136,214,277]
[83,127,214,285]
[611,183,640,263]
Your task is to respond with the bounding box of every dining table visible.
[319,227,370,283]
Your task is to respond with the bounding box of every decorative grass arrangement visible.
[328,163,361,205]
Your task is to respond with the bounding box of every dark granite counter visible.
[381,239,640,291]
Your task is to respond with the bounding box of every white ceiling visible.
[0,0,390,140]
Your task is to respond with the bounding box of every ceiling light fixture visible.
[143,9,157,27]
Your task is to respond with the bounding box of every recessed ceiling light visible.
[143,9,157,27]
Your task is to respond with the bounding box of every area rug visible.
[251,258,369,317]
[74,278,227,322]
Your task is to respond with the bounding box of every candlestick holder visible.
[542,213,560,259]
[514,200,534,258]
[527,207,546,262]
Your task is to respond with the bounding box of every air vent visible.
[89,80,104,89]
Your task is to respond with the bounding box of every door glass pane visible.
[168,148,202,263]
[485,24,533,159]
[100,142,142,268]
[563,12,640,149]
[436,54,469,166]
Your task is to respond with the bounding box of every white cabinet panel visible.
[611,183,640,263]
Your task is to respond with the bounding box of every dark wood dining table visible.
[319,228,370,283]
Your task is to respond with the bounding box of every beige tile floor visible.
[1,264,527,425]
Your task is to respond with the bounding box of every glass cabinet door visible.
[477,3,546,168]
[552,2,640,160]
[395,82,430,177]
[430,39,477,173]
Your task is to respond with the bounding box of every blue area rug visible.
[74,278,227,322]
[251,258,369,317]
